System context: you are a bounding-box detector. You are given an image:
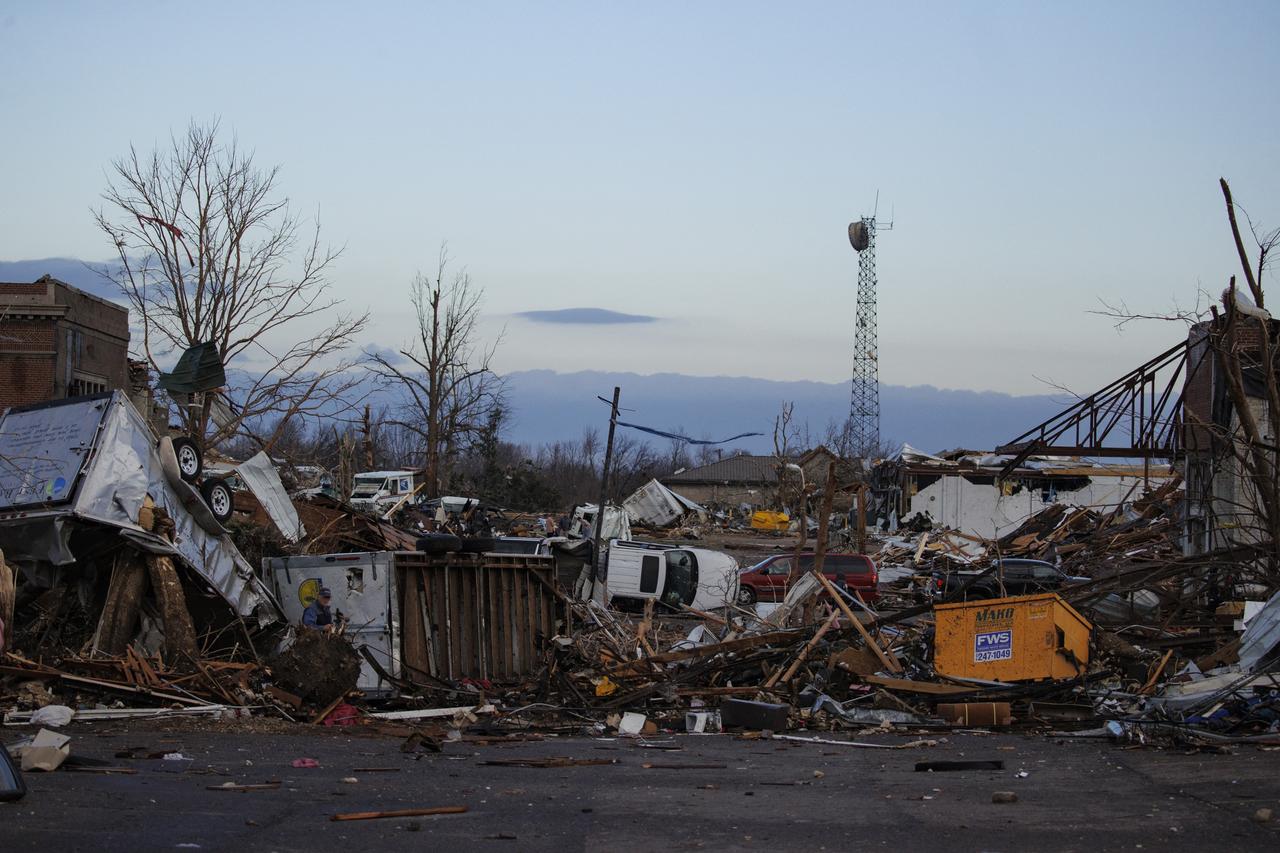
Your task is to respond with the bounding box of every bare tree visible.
[367,248,504,495]
[93,120,368,451]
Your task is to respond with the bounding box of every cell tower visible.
[848,208,890,457]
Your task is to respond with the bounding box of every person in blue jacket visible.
[302,588,334,629]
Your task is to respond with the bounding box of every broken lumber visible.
[145,554,198,664]
[812,571,901,673]
[605,630,802,676]
[331,806,468,821]
[480,757,619,768]
[93,548,147,653]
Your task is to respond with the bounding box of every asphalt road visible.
[2,724,1278,852]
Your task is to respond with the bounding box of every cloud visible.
[515,307,659,325]
[362,344,408,365]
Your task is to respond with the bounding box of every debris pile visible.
[1,390,1277,760]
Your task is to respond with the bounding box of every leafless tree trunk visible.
[93,120,368,451]
[367,248,504,495]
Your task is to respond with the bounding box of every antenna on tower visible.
[847,199,892,459]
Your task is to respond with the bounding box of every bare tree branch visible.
[366,248,505,494]
[92,120,369,450]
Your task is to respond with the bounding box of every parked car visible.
[926,559,1088,601]
[737,552,879,606]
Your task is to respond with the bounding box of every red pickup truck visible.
[736,553,879,606]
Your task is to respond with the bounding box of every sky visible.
[2,1,1278,397]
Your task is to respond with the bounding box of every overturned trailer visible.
[0,392,282,646]
[266,550,558,695]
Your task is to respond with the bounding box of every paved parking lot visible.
[3,724,1279,852]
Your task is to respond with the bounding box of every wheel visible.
[172,436,203,483]
[736,585,757,606]
[200,477,233,524]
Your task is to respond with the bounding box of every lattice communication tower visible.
[848,215,888,457]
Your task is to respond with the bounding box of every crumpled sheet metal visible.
[0,393,279,622]
[234,451,306,543]
[1238,586,1280,674]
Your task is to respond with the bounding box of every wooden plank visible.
[331,806,468,822]
[605,631,803,676]
[767,607,841,687]
[454,566,469,679]
[400,568,425,676]
[512,566,526,674]
[861,674,974,695]
[431,567,447,677]
[417,570,438,677]
[524,572,537,671]
[501,567,514,676]
[676,686,764,696]
[812,570,902,673]
[471,565,484,678]
[462,565,476,678]
[480,566,493,681]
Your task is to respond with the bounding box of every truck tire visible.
[200,477,234,524]
[736,586,757,606]
[459,536,496,554]
[416,533,462,555]
[172,436,203,483]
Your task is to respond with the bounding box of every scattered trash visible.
[617,712,648,735]
[17,729,71,772]
[28,705,74,728]
[208,782,282,792]
[291,758,321,768]
[685,711,722,733]
[720,699,789,732]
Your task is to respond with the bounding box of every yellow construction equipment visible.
[749,511,790,532]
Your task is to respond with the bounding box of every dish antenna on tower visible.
[848,221,870,252]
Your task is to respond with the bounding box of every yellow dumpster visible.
[933,593,1091,682]
[750,510,790,532]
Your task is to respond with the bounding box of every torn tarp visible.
[616,422,763,445]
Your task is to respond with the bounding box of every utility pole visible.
[589,387,621,604]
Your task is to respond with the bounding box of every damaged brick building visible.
[0,275,129,409]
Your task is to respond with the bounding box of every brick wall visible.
[0,317,57,408]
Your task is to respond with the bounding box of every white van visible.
[603,539,738,611]
[348,470,421,514]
